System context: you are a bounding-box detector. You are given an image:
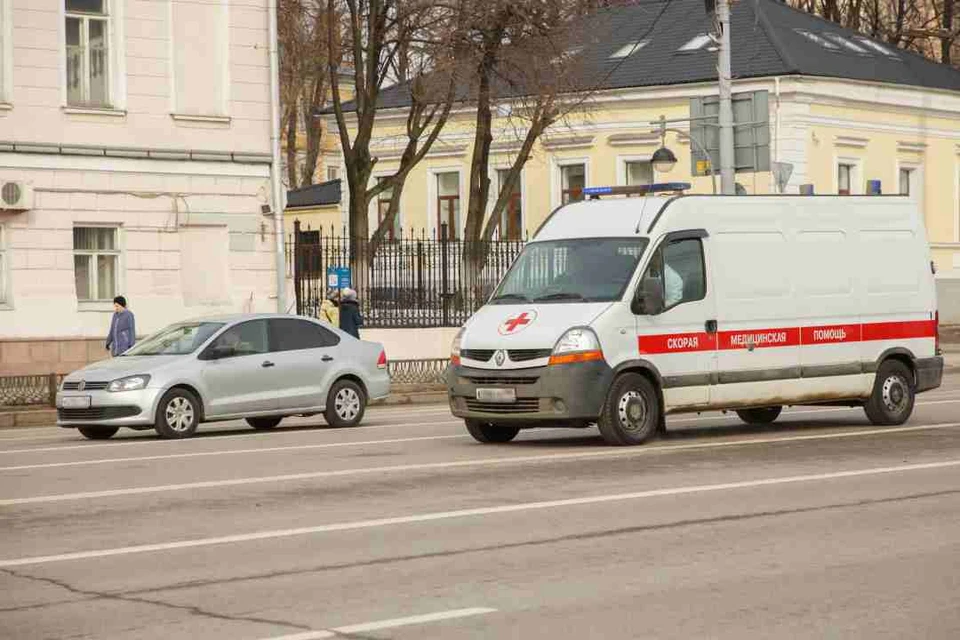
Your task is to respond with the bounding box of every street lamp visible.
[651,147,677,174]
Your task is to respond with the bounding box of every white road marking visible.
[3,397,959,457]
[2,421,959,507]
[2,458,959,568]
[261,608,497,640]
[0,434,467,472]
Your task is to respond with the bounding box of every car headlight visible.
[108,375,151,392]
[550,328,604,365]
[451,328,464,365]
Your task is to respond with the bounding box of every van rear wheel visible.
[865,360,915,426]
[736,406,782,425]
[464,420,520,443]
[598,373,660,446]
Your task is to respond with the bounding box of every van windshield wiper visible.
[534,292,587,302]
[490,293,530,304]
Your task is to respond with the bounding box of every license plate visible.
[61,396,91,409]
[476,388,516,403]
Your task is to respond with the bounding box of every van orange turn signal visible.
[549,350,604,366]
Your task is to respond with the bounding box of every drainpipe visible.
[268,0,287,313]
[774,76,781,192]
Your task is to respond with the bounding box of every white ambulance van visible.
[447,184,943,446]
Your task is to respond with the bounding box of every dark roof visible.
[349,0,960,112]
[286,179,341,208]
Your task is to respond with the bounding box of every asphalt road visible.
[3,376,960,639]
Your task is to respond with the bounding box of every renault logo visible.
[77,380,86,392]
[494,350,506,367]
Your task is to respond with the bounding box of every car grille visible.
[62,381,109,391]
[464,399,541,414]
[508,349,552,362]
[465,376,539,386]
[58,406,141,421]
[461,349,495,362]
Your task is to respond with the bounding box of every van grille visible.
[465,399,540,414]
[461,349,495,362]
[465,376,539,386]
[508,349,552,362]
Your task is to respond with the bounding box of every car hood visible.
[460,302,611,368]
[65,356,184,382]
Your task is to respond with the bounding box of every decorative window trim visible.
[834,135,869,149]
[61,0,127,110]
[171,113,232,125]
[62,106,126,117]
[73,225,122,304]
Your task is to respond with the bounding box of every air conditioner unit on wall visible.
[0,181,34,211]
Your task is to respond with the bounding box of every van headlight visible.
[108,375,151,392]
[451,328,464,365]
[549,328,604,366]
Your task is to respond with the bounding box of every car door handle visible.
[705,319,718,334]
[321,355,334,362]
[262,361,276,368]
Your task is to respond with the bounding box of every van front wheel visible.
[736,406,782,425]
[598,373,660,446]
[865,360,915,426]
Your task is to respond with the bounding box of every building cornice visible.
[0,141,271,164]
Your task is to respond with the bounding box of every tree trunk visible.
[465,44,498,244]
[286,103,300,188]
[943,0,955,65]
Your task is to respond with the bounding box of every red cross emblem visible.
[498,310,537,335]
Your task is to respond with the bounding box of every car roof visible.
[181,313,318,324]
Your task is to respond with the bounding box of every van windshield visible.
[491,237,648,304]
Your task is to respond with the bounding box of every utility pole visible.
[715,0,735,195]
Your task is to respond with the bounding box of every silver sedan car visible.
[56,314,390,439]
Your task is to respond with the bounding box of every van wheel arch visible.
[873,348,917,386]
[610,363,666,433]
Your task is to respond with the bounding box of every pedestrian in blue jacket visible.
[338,288,364,339]
[106,296,136,356]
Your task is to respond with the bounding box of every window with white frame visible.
[0,225,6,304]
[625,160,654,187]
[327,166,340,182]
[838,163,855,195]
[65,0,111,108]
[899,167,914,196]
[436,172,460,240]
[74,227,119,301]
[561,164,585,204]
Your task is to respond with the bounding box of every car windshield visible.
[491,237,648,304]
[122,322,225,356]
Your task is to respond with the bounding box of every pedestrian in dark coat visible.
[338,288,364,339]
[106,296,136,356]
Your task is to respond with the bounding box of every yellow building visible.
[345,0,960,321]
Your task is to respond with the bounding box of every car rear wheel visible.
[154,388,200,439]
[324,379,367,428]
[246,416,283,430]
[597,373,660,446]
[736,406,782,425]
[865,360,915,426]
[77,426,119,440]
[464,420,520,443]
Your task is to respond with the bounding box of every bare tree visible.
[326,0,464,254]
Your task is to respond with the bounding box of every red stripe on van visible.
[638,332,716,354]
[861,320,936,342]
[718,328,800,350]
[801,324,861,345]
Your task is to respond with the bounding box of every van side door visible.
[635,231,716,410]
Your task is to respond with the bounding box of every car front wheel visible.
[464,420,520,443]
[154,388,201,439]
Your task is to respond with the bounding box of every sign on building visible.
[689,90,771,176]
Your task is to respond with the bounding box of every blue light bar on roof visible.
[582,183,692,198]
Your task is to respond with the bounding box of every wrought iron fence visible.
[0,374,64,407]
[288,224,526,328]
[388,359,450,385]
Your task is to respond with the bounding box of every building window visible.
[74,227,119,301]
[376,177,400,241]
[838,163,854,195]
[0,225,6,304]
[327,166,340,182]
[65,0,110,107]
[899,167,914,196]
[497,169,522,241]
[625,160,654,187]
[561,164,585,205]
[436,172,460,240]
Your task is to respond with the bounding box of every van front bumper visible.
[916,356,943,393]
[447,361,614,424]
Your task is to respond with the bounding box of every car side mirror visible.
[632,279,665,316]
[209,344,236,360]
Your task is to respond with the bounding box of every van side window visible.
[641,238,706,311]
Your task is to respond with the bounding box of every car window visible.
[269,318,340,352]
[640,238,706,311]
[206,320,268,358]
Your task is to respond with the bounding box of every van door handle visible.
[705,320,718,334]
[261,361,276,368]
[321,355,334,362]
